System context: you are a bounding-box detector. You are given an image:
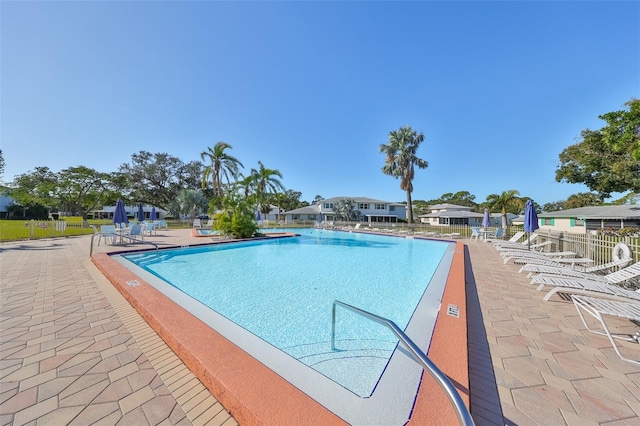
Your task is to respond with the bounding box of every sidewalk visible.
[1,230,639,425]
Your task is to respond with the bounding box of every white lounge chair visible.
[532,263,640,301]
[572,295,640,365]
[492,233,537,248]
[193,218,201,228]
[490,231,525,244]
[500,250,592,265]
[535,276,640,301]
[520,257,632,278]
[532,262,640,286]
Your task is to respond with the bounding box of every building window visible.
[389,206,395,211]
[358,203,369,210]
[324,203,334,209]
[375,203,386,209]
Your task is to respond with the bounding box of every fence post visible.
[29,219,35,239]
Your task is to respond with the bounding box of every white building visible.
[283,196,407,224]
[418,203,516,227]
[538,205,640,233]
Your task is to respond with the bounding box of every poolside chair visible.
[470,227,481,241]
[520,257,632,278]
[500,249,590,265]
[143,222,156,236]
[532,262,640,286]
[193,218,201,228]
[484,228,504,241]
[492,233,538,248]
[155,220,168,230]
[120,224,144,243]
[501,231,526,244]
[98,225,118,246]
[534,276,640,302]
[496,240,552,252]
[571,295,640,365]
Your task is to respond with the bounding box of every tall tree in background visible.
[556,99,640,198]
[249,161,285,211]
[0,149,5,181]
[486,189,523,229]
[119,151,202,211]
[380,126,428,223]
[9,166,115,221]
[200,142,244,203]
[564,192,603,209]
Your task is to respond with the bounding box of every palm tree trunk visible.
[406,190,413,223]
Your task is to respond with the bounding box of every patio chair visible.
[496,240,552,252]
[143,222,156,236]
[120,224,144,243]
[98,225,118,246]
[520,257,632,279]
[535,276,640,301]
[484,228,504,241]
[470,227,481,241]
[193,218,202,228]
[500,249,590,265]
[571,295,640,365]
[503,231,526,244]
[532,262,640,285]
[532,263,640,301]
[492,233,538,248]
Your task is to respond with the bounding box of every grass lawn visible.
[0,217,191,242]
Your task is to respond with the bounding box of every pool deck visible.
[1,229,639,425]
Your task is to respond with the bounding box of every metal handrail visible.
[331,300,475,426]
[90,232,159,257]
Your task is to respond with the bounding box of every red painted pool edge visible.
[92,239,470,425]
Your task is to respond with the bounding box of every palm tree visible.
[249,161,285,211]
[200,142,244,201]
[379,126,428,223]
[486,190,522,229]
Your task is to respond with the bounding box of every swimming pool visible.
[106,229,461,424]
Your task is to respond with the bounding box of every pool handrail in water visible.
[331,300,475,426]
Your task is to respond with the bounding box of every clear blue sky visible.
[2,1,639,206]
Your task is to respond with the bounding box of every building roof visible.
[283,205,320,215]
[428,203,473,210]
[539,205,640,220]
[320,196,404,206]
[420,211,484,218]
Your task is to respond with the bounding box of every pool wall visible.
[91,239,470,424]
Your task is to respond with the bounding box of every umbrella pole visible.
[527,232,531,250]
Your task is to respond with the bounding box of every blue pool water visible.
[116,228,454,423]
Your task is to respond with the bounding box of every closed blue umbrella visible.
[256,210,261,221]
[523,199,539,250]
[151,207,157,221]
[113,199,129,225]
[137,203,145,222]
[482,208,491,229]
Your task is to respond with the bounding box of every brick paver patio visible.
[1,229,638,425]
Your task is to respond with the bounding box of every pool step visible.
[286,340,395,368]
[285,340,396,397]
[127,252,173,266]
